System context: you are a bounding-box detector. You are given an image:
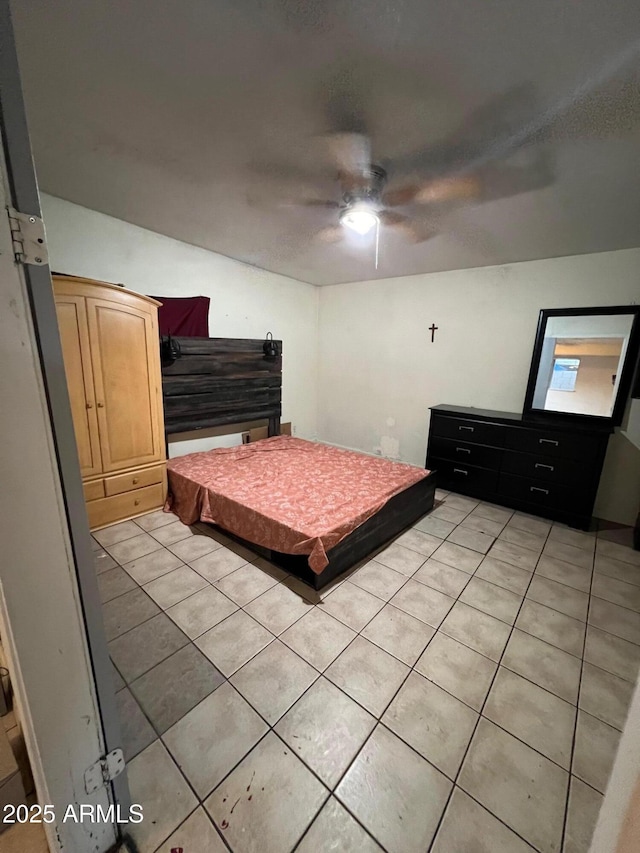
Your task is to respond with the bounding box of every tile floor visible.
[92,491,640,853]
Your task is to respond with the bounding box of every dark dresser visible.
[426,405,612,529]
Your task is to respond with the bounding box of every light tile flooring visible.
[92,491,640,853]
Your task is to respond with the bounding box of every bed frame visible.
[200,473,436,590]
[162,334,436,589]
[271,474,435,589]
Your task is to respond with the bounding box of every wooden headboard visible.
[161,336,282,435]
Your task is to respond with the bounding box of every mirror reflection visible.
[531,313,634,417]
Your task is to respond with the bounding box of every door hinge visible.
[7,207,48,266]
[84,748,125,795]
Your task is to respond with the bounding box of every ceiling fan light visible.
[340,206,379,236]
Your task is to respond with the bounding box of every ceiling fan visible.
[291,135,550,246]
[302,131,491,244]
[255,54,640,249]
[263,84,555,246]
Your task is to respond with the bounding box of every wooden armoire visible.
[53,275,167,529]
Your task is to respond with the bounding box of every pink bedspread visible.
[166,436,430,573]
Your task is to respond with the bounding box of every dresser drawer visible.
[430,457,499,493]
[104,464,165,497]
[498,473,590,513]
[83,479,105,502]
[87,483,165,529]
[430,415,504,448]
[501,450,591,487]
[430,436,503,469]
[504,427,599,461]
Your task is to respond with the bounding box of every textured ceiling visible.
[12,0,640,285]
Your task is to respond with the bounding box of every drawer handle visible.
[530,486,549,495]
[455,447,472,454]
[86,402,93,409]
[132,478,139,484]
[458,426,475,432]
[453,468,468,475]
[539,438,558,446]
[97,402,105,408]
[134,499,140,506]
[535,463,554,471]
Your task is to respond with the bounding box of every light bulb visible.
[340,206,379,236]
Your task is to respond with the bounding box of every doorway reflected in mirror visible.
[525,307,640,426]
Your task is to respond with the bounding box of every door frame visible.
[0,2,129,848]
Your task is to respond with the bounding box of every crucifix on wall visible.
[429,323,438,342]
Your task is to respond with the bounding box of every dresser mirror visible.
[524,306,640,426]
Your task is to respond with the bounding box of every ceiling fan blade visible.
[385,142,552,211]
[414,175,482,204]
[384,174,483,207]
[314,224,344,244]
[247,185,340,210]
[382,184,421,207]
[399,219,439,244]
[391,84,540,181]
[473,148,554,202]
[324,63,369,132]
[324,131,372,177]
[294,199,341,209]
[321,67,371,178]
[379,211,438,244]
[390,53,639,190]
[248,159,323,190]
[378,210,409,226]
[405,222,438,243]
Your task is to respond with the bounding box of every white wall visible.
[40,194,319,452]
[318,249,640,524]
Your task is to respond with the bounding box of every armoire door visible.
[86,297,163,472]
[54,294,103,477]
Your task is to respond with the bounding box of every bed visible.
[166,435,436,589]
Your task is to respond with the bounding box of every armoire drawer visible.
[104,464,165,497]
[83,479,105,502]
[87,483,165,530]
[504,427,599,461]
[498,473,589,512]
[501,450,590,487]
[430,457,499,493]
[430,436,503,469]
[430,415,504,448]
